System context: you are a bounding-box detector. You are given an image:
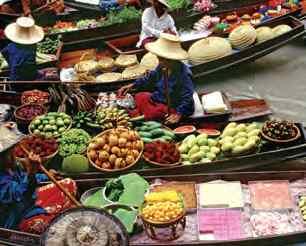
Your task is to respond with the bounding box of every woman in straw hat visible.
[119,33,194,125]
[0,123,76,234]
[1,17,44,82]
[136,0,177,48]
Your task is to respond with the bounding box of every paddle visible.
[20,144,81,207]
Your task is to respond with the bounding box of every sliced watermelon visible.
[174,125,196,134]
[197,128,220,136]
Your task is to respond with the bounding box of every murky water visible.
[194,39,306,124]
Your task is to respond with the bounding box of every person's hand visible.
[22,152,41,175]
[164,113,182,125]
[49,169,62,180]
[117,83,133,97]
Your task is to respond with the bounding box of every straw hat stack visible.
[122,64,148,80]
[229,25,257,49]
[140,52,159,71]
[188,37,232,65]
[256,26,274,43]
[272,24,292,37]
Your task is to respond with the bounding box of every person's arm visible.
[21,0,31,16]
[142,9,162,37]
[1,45,10,63]
[175,66,195,116]
[168,15,178,35]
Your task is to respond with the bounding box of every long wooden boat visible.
[2,170,306,245]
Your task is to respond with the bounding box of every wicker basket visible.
[143,153,181,168]
[261,124,301,144]
[87,128,144,172]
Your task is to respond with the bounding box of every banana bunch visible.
[96,107,132,130]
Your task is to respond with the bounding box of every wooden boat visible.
[2,170,306,245]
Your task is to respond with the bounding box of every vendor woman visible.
[1,17,44,82]
[136,0,177,48]
[119,33,194,125]
[0,125,76,234]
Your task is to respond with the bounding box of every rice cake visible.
[115,54,138,67]
[122,64,147,80]
[97,56,114,71]
[96,72,122,83]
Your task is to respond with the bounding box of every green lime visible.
[58,127,66,133]
[33,119,41,125]
[64,118,71,125]
[33,129,40,135]
[45,132,53,138]
[56,119,64,126]
[38,125,44,130]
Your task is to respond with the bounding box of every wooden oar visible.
[20,144,81,207]
[162,67,171,115]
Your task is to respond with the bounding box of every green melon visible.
[62,154,89,173]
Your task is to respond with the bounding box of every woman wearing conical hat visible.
[119,33,195,125]
[1,17,44,82]
[136,0,177,48]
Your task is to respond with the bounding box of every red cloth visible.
[19,178,77,234]
[129,92,176,120]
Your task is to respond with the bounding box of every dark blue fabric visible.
[99,0,121,14]
[134,63,195,116]
[0,166,47,229]
[1,43,37,81]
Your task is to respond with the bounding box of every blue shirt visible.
[0,166,47,229]
[99,0,121,14]
[134,63,195,116]
[1,43,37,81]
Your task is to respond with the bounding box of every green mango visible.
[188,145,200,156]
[183,161,192,165]
[233,137,248,147]
[188,138,198,149]
[179,144,189,154]
[181,154,189,160]
[232,145,247,155]
[196,133,208,141]
[234,132,248,139]
[246,123,258,132]
[197,134,208,146]
[221,128,237,137]
[190,151,205,162]
[221,142,233,152]
[208,139,218,147]
[183,134,196,144]
[200,146,210,153]
[249,135,260,144]
[243,140,257,150]
[224,122,237,131]
[206,152,216,161]
[210,146,220,155]
[200,158,211,163]
[248,129,260,137]
[236,123,247,132]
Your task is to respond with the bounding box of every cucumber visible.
[160,135,173,142]
[139,131,152,138]
[163,130,175,139]
[144,121,162,130]
[139,125,149,131]
[151,129,165,137]
[142,137,152,143]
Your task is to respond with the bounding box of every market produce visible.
[21,90,50,105]
[29,112,72,138]
[15,104,46,121]
[114,54,138,67]
[122,65,147,80]
[102,7,142,26]
[59,128,91,157]
[167,0,191,10]
[14,135,58,158]
[74,59,98,74]
[219,122,261,155]
[96,73,122,83]
[272,24,292,36]
[97,56,115,71]
[37,37,60,55]
[173,125,196,135]
[188,37,232,64]
[62,154,89,173]
[76,19,102,29]
[141,191,184,223]
[50,21,75,33]
[298,195,306,222]
[136,121,176,143]
[179,133,220,164]
[87,128,143,171]
[144,141,180,165]
[72,111,96,129]
[229,25,257,49]
[96,107,132,130]
[256,26,274,43]
[261,120,298,141]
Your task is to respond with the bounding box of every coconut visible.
[62,154,89,173]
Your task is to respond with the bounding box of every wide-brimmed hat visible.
[145,33,188,60]
[5,17,44,45]
[148,0,171,9]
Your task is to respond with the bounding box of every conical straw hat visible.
[145,33,188,60]
[5,17,44,45]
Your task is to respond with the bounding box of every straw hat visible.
[145,33,188,60]
[5,17,44,45]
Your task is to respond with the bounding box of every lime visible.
[33,119,41,125]
[30,124,36,130]
[53,131,59,136]
[45,132,53,138]
[44,124,53,131]
[42,119,49,125]
[56,119,64,126]
[58,127,66,133]
[33,129,40,135]
[64,118,71,125]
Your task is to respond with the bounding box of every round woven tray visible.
[261,124,301,144]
